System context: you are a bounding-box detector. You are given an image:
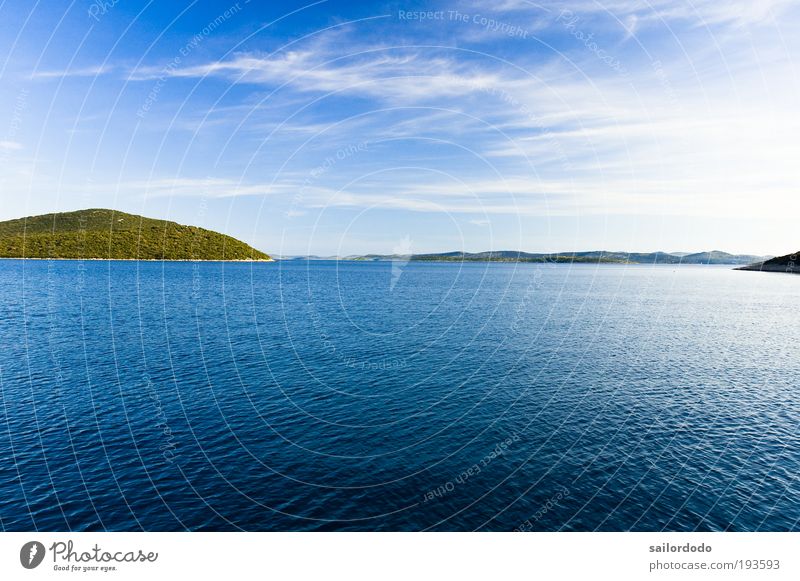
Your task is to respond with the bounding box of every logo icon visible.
[20,541,46,569]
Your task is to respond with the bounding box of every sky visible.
[0,0,798,256]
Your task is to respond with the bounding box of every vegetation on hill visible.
[737,251,799,274]
[0,209,271,261]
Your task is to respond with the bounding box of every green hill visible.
[0,209,271,261]
[737,251,799,274]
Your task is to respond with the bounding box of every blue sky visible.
[0,0,798,256]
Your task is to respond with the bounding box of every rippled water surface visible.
[0,259,798,531]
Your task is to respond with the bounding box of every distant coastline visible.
[281,250,772,266]
[0,257,273,262]
[1,209,790,270]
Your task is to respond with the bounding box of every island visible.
[736,251,799,274]
[346,250,770,265]
[0,209,271,261]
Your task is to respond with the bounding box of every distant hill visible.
[348,250,770,265]
[0,209,271,261]
[277,255,356,261]
[737,251,799,274]
[679,250,774,265]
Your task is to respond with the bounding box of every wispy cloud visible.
[116,177,291,199]
[124,27,798,222]
[484,0,796,26]
[129,46,505,103]
[31,64,115,79]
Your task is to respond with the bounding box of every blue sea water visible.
[0,259,798,531]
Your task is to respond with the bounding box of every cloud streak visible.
[31,64,115,79]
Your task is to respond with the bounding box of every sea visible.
[0,259,797,531]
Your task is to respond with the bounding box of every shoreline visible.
[735,264,798,274]
[0,258,778,268]
[0,257,274,263]
[284,259,745,267]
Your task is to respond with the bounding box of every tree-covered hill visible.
[737,251,799,274]
[0,209,271,261]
